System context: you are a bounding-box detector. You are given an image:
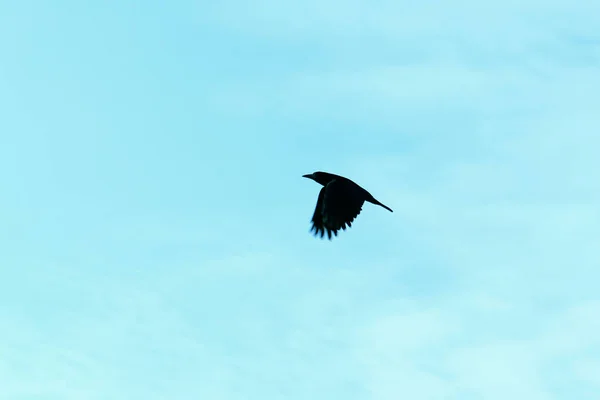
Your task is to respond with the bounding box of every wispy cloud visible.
[202,0,600,44]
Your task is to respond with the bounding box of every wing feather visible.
[309,179,364,239]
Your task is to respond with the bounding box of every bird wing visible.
[309,179,364,239]
[309,186,328,238]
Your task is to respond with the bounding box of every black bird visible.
[303,171,393,239]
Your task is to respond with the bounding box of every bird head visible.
[302,171,332,186]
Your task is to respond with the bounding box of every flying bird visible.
[303,171,393,239]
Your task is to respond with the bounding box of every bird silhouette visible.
[303,171,393,239]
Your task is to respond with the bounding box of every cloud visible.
[448,341,554,400]
[350,296,600,400]
[206,58,600,138]
[573,359,600,387]
[355,307,460,399]
[448,301,600,399]
[201,0,600,45]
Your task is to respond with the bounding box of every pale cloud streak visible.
[202,0,600,44]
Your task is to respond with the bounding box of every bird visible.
[302,171,393,239]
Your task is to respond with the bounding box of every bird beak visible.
[302,173,314,179]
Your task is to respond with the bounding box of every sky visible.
[1,0,599,399]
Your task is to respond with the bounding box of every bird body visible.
[302,171,392,239]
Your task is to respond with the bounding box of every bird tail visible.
[371,198,393,212]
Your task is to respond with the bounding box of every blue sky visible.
[1,1,600,399]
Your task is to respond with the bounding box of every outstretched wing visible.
[309,186,328,238]
[309,179,365,239]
